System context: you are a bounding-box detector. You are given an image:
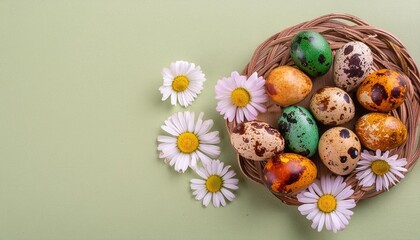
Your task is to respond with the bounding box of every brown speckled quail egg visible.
[318,127,361,175]
[333,41,374,92]
[230,120,285,161]
[309,86,355,126]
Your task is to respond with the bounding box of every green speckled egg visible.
[278,106,319,157]
[290,30,332,77]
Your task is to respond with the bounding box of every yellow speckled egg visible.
[356,69,407,112]
[262,153,317,194]
[266,66,312,106]
[355,113,407,151]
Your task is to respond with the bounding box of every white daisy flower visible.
[215,71,268,123]
[157,111,220,173]
[159,61,206,107]
[297,175,356,233]
[355,149,407,191]
[190,159,239,208]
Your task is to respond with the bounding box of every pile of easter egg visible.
[230,30,408,195]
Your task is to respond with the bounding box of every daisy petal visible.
[312,212,322,231]
[212,193,220,208]
[221,188,235,201]
[196,168,208,179]
[306,208,320,221]
[318,213,325,232]
[216,191,226,207]
[202,192,212,207]
[190,179,205,185]
[325,213,332,231]
[195,189,207,200]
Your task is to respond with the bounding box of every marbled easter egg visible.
[277,106,319,157]
[355,113,407,151]
[263,153,317,194]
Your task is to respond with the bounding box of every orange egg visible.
[355,113,407,150]
[262,153,317,194]
[265,66,312,106]
[356,69,407,112]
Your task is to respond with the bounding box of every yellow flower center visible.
[371,160,390,176]
[317,194,337,213]
[206,175,223,193]
[177,132,199,154]
[172,75,189,92]
[231,88,251,107]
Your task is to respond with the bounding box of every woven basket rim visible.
[226,13,420,205]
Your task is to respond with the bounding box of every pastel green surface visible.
[0,1,419,240]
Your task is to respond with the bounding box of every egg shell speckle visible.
[277,106,319,157]
[333,41,374,92]
[230,121,285,161]
[290,30,332,77]
[263,153,317,194]
[266,66,312,106]
[356,69,407,112]
[318,127,361,175]
[355,113,407,151]
[309,86,355,126]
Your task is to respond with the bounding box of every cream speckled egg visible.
[230,121,285,161]
[309,86,355,126]
[334,41,374,92]
[318,127,361,175]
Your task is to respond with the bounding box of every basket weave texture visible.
[226,13,420,205]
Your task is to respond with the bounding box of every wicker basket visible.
[226,13,420,205]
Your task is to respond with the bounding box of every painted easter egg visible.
[290,30,333,77]
[277,106,319,157]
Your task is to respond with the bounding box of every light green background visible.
[1,1,419,239]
